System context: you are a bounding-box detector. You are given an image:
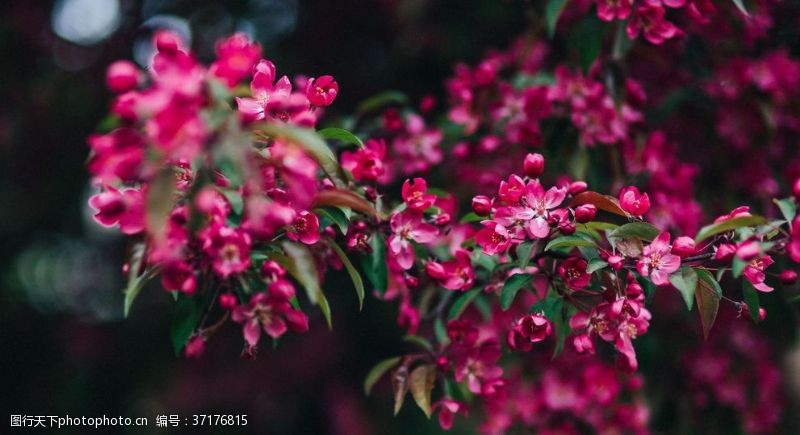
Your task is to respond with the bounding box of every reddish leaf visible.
[570,191,631,218]
[408,364,437,418]
[392,364,410,416]
[695,269,721,339]
[313,189,379,218]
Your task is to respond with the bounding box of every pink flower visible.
[388,211,439,270]
[341,138,388,182]
[517,180,567,239]
[161,261,197,295]
[426,250,475,291]
[619,186,651,216]
[788,217,800,263]
[507,313,552,351]
[713,206,752,224]
[201,224,252,278]
[627,3,681,45]
[744,255,774,292]
[209,33,262,87]
[287,210,321,245]
[402,178,437,212]
[432,399,467,431]
[88,186,145,235]
[231,292,309,346]
[475,222,511,256]
[392,114,443,174]
[497,174,526,204]
[596,0,634,21]
[636,231,681,286]
[305,75,339,107]
[559,257,591,289]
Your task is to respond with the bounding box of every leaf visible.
[328,241,365,310]
[403,335,434,352]
[582,221,619,232]
[501,273,534,310]
[575,15,603,74]
[434,317,449,346]
[316,207,349,235]
[742,281,760,323]
[278,242,332,328]
[361,233,389,295]
[258,123,347,188]
[356,91,408,116]
[731,0,750,16]
[732,256,747,278]
[607,222,661,243]
[587,258,608,274]
[614,238,644,258]
[317,127,364,147]
[392,365,410,415]
[530,296,563,319]
[774,198,797,223]
[221,189,244,215]
[694,215,766,243]
[695,269,721,339]
[459,212,484,224]
[123,242,147,318]
[448,287,482,320]
[408,364,437,418]
[516,241,535,269]
[364,356,401,395]
[670,267,698,310]
[171,293,204,355]
[570,191,631,218]
[544,235,597,252]
[146,168,177,242]
[545,0,569,38]
[313,189,378,218]
[552,305,570,358]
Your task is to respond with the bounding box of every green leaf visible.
[459,212,484,224]
[448,287,482,320]
[607,222,661,244]
[670,267,698,310]
[545,0,569,38]
[328,241,365,310]
[278,242,332,328]
[403,335,434,352]
[694,215,766,243]
[774,198,797,223]
[123,242,147,318]
[552,305,571,358]
[317,127,364,147]
[501,273,534,310]
[408,364,437,418]
[361,233,388,295]
[356,91,408,116]
[364,356,402,395]
[146,168,177,242]
[587,258,608,274]
[313,188,378,218]
[531,296,563,320]
[222,189,244,215]
[544,235,597,252]
[316,207,349,235]
[742,281,760,323]
[695,269,721,339]
[575,15,603,74]
[434,317,449,346]
[171,293,204,355]
[732,256,747,278]
[582,221,619,232]
[731,0,749,16]
[258,123,347,187]
[516,241,535,269]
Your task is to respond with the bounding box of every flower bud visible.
[154,30,182,53]
[269,279,296,300]
[608,255,624,271]
[672,236,696,257]
[715,243,736,262]
[219,293,238,310]
[472,195,492,216]
[523,153,545,178]
[404,275,419,288]
[559,222,576,235]
[435,213,452,226]
[106,60,139,93]
[781,269,798,285]
[184,336,205,359]
[364,187,378,202]
[574,204,597,223]
[261,260,286,281]
[568,181,588,195]
[793,178,800,198]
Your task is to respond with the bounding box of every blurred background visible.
[0,1,528,433]
[3,1,800,434]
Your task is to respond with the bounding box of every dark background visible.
[0,1,528,433]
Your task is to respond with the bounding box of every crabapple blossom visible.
[636,232,681,286]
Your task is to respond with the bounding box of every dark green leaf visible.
[774,198,797,223]
[361,233,388,295]
[278,242,332,328]
[171,293,204,355]
[545,0,569,38]
[501,273,534,310]
[364,356,401,395]
[316,207,349,235]
[607,222,661,243]
[317,127,364,147]
[448,287,482,320]
[670,267,698,310]
[222,189,244,215]
[434,317,449,346]
[695,269,721,339]
[403,335,434,352]
[552,305,571,358]
[694,215,766,243]
[587,258,608,274]
[732,256,747,278]
[459,212,484,224]
[328,241,365,310]
[742,281,760,323]
[516,241,535,269]
[544,235,597,252]
[356,91,408,116]
[258,124,347,187]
